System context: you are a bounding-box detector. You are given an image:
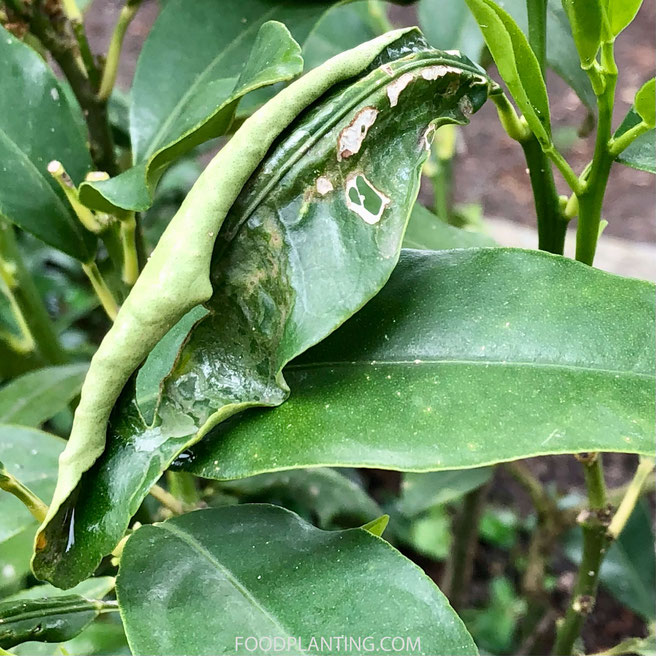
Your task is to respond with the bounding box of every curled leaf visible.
[33,30,496,587]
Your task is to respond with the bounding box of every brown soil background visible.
[85,0,656,244]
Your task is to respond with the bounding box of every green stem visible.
[607,457,655,539]
[521,138,568,254]
[432,157,452,222]
[442,480,491,610]
[0,465,49,523]
[575,42,617,265]
[553,455,610,656]
[98,0,143,102]
[166,471,200,506]
[526,0,547,74]
[609,120,651,157]
[82,261,119,320]
[119,214,139,285]
[0,222,67,364]
[149,483,184,515]
[25,1,117,175]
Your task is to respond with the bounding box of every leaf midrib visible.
[156,522,309,653]
[286,358,653,380]
[139,3,282,161]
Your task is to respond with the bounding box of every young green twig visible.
[0,462,49,523]
[607,457,655,540]
[98,0,143,102]
[554,454,611,655]
[0,221,67,365]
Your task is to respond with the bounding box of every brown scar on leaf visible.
[459,95,474,116]
[316,176,334,196]
[345,172,390,225]
[381,64,394,76]
[386,72,414,108]
[337,106,379,161]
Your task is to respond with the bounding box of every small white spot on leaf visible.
[445,49,461,56]
[50,88,59,102]
[386,72,414,107]
[316,176,334,196]
[337,107,378,161]
[344,173,390,225]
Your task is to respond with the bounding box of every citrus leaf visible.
[634,78,656,129]
[178,248,654,480]
[302,1,377,71]
[0,26,94,261]
[0,596,116,649]
[0,364,88,427]
[398,468,494,517]
[79,2,331,213]
[607,0,643,37]
[419,0,486,61]
[496,0,596,110]
[33,32,495,588]
[403,202,495,249]
[561,0,603,68]
[218,468,382,528]
[0,426,63,585]
[464,0,551,142]
[3,577,115,604]
[614,108,655,174]
[10,621,129,656]
[116,505,477,655]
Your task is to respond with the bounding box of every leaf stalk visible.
[98,0,143,102]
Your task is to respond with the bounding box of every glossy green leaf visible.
[361,514,390,537]
[496,0,596,110]
[0,531,34,597]
[79,1,332,213]
[565,500,655,620]
[11,621,130,656]
[34,32,495,588]
[464,0,551,142]
[117,505,477,656]
[634,78,656,128]
[0,426,63,558]
[3,577,115,604]
[561,0,603,67]
[179,248,654,480]
[0,595,116,649]
[0,364,88,427]
[303,2,377,71]
[398,468,493,517]
[607,0,643,37]
[614,108,655,173]
[403,202,495,250]
[419,0,485,61]
[218,468,382,528]
[0,27,94,261]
